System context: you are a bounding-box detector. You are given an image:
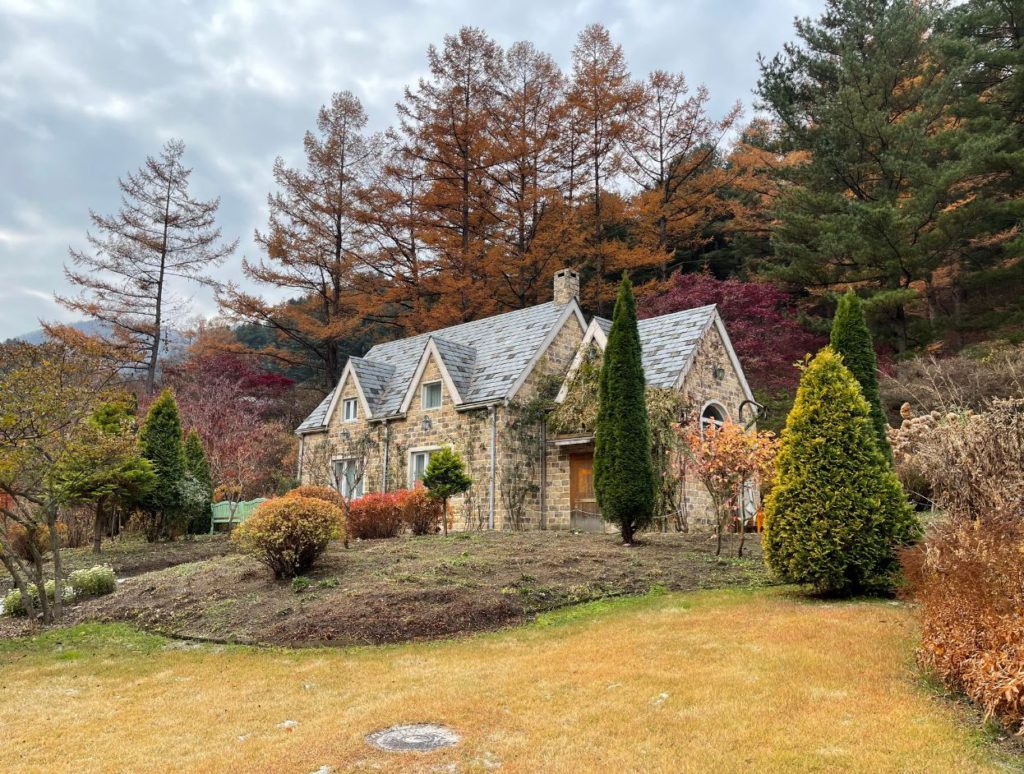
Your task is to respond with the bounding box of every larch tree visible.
[57,139,236,392]
[397,27,504,328]
[486,41,574,309]
[219,92,376,390]
[593,274,655,543]
[830,291,892,460]
[568,23,643,313]
[623,69,743,279]
[361,137,436,337]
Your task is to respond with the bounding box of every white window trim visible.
[408,445,442,487]
[332,456,364,500]
[699,400,728,438]
[342,397,358,422]
[421,380,443,411]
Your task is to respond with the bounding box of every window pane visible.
[344,398,357,420]
[412,451,432,482]
[423,382,442,409]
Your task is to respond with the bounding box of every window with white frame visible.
[409,449,436,485]
[333,458,363,499]
[342,397,358,422]
[421,381,442,410]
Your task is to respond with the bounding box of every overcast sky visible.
[0,0,821,340]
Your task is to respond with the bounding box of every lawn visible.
[0,588,1012,773]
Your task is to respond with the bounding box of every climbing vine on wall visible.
[548,348,689,527]
[501,371,563,531]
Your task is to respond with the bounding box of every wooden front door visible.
[569,452,602,532]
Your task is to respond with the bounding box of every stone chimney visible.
[553,268,580,306]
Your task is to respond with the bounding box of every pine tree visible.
[183,429,213,535]
[139,389,186,541]
[593,274,655,543]
[763,348,919,595]
[50,396,155,554]
[757,0,1014,352]
[421,447,472,537]
[830,291,892,460]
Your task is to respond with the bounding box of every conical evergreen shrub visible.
[183,429,213,535]
[830,291,892,459]
[763,348,919,595]
[139,389,185,540]
[594,274,655,543]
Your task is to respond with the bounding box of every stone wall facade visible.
[677,321,755,530]
[299,313,585,532]
[299,311,753,534]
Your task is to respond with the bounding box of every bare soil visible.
[63,531,767,647]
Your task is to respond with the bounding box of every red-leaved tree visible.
[640,272,823,392]
[162,354,295,502]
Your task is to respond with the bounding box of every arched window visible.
[700,402,727,435]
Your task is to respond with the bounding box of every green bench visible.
[209,498,268,533]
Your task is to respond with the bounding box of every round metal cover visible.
[366,723,460,752]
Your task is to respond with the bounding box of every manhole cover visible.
[366,723,460,752]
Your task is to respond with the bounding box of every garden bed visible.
[60,531,767,647]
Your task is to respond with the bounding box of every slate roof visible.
[296,390,334,434]
[350,357,395,413]
[591,303,717,389]
[297,302,572,433]
[430,337,476,398]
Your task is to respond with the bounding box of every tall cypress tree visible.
[139,389,185,540]
[593,274,655,543]
[183,429,213,535]
[830,291,892,460]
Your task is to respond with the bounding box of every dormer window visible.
[422,381,442,410]
[342,397,358,422]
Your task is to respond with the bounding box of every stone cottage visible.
[295,269,759,531]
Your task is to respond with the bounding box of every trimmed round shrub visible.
[284,485,345,509]
[232,496,343,578]
[347,491,405,540]
[68,565,117,599]
[764,348,920,595]
[400,487,443,536]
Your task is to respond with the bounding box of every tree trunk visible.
[147,180,173,393]
[47,502,63,621]
[93,496,106,554]
[736,484,747,558]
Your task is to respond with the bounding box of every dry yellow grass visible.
[0,589,1006,773]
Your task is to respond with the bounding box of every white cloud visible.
[0,0,821,338]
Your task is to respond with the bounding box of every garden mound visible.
[66,531,766,647]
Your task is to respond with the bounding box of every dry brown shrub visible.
[903,512,1024,733]
[902,398,1024,733]
[880,345,1024,416]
